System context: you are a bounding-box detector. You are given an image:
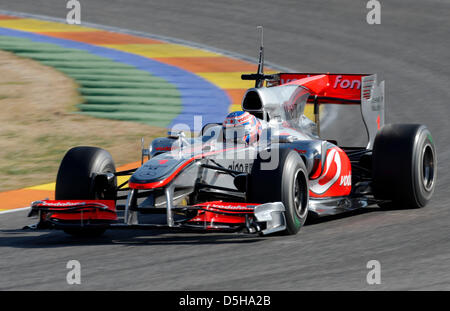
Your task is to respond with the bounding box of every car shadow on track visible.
[0,205,406,249]
[304,205,409,226]
[0,228,265,249]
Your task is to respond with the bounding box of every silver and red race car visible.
[26,38,437,237]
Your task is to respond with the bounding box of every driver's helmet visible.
[222,111,262,145]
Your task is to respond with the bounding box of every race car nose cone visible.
[129,157,182,185]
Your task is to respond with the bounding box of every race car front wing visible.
[26,199,287,235]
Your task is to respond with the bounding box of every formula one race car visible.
[26,32,437,237]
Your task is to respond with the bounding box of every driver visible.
[222,111,262,145]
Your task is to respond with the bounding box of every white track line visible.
[0,207,31,215]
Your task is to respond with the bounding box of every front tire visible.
[248,148,309,235]
[55,146,116,237]
[372,124,437,208]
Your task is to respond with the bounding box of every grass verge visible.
[0,51,166,191]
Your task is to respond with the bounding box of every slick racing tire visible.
[55,146,117,237]
[248,148,309,235]
[372,124,437,209]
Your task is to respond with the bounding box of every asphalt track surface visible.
[0,0,449,290]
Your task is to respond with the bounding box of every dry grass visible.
[0,51,166,191]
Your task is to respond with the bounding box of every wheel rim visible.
[293,170,308,218]
[422,144,435,192]
[94,166,116,200]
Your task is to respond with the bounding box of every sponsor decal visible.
[310,148,342,195]
[280,74,362,90]
[340,174,352,187]
[35,201,111,210]
[39,201,86,207]
[205,204,254,210]
[333,75,361,90]
[155,146,173,151]
[227,161,252,173]
[309,147,352,197]
[278,73,365,101]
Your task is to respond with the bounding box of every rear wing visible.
[268,73,385,149]
[272,73,369,102]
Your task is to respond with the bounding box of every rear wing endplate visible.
[361,74,385,149]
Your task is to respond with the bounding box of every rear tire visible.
[372,124,437,208]
[248,148,309,235]
[55,146,116,237]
